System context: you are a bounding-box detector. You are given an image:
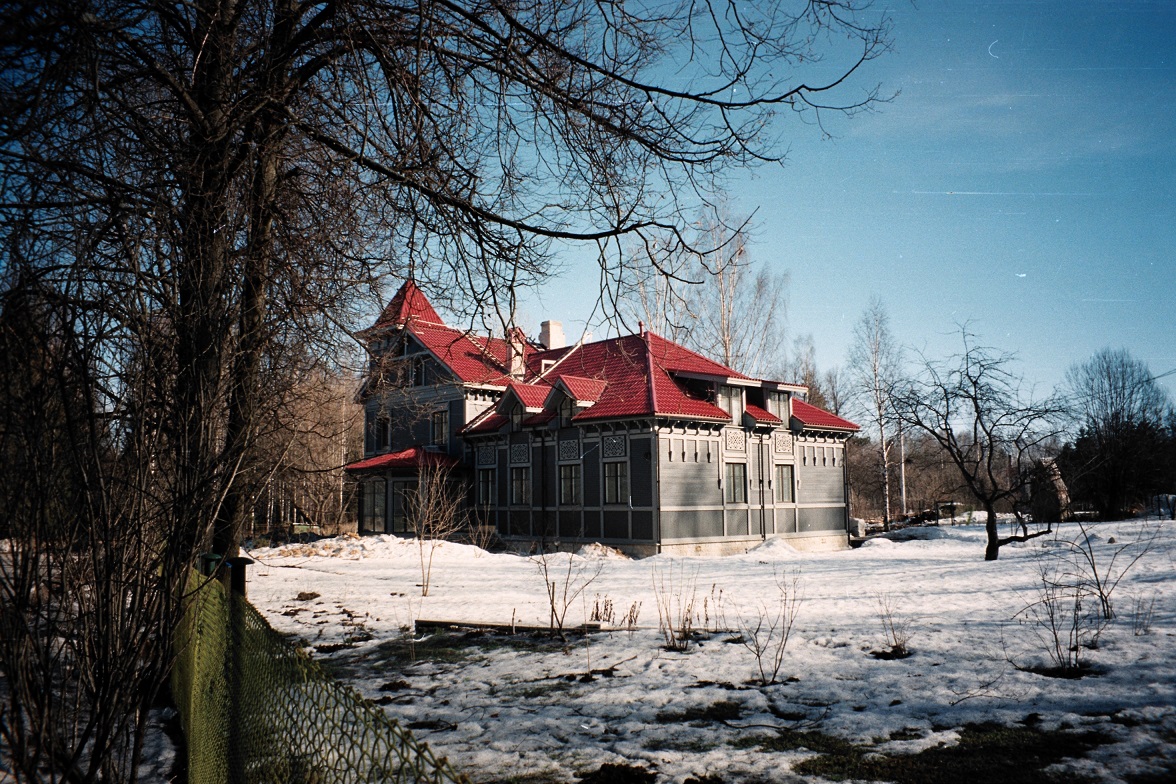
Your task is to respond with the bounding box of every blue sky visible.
[517,0,1176,401]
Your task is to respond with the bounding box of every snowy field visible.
[247,519,1176,783]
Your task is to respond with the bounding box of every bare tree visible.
[846,298,903,529]
[785,333,829,407]
[1,1,891,779]
[623,207,789,377]
[406,460,471,597]
[893,327,1066,560]
[822,366,849,416]
[253,366,364,539]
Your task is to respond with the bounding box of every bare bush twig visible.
[735,569,804,685]
[875,592,913,658]
[653,563,698,652]
[533,548,604,641]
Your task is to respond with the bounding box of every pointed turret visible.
[371,279,442,329]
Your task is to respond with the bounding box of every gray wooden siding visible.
[798,465,844,504]
[798,506,847,532]
[662,509,724,539]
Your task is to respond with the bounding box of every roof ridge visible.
[642,331,659,415]
[642,327,747,379]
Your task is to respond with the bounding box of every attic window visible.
[411,355,426,386]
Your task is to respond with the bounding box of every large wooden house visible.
[347,281,859,555]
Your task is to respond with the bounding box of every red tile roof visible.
[553,375,608,404]
[505,381,551,410]
[460,411,508,435]
[791,399,859,432]
[545,331,731,423]
[744,403,782,424]
[521,410,557,427]
[372,280,442,328]
[365,284,831,428]
[365,281,542,387]
[345,446,460,472]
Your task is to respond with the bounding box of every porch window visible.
[359,480,386,533]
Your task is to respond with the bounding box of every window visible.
[431,410,449,446]
[725,463,747,504]
[559,464,581,505]
[364,410,376,453]
[559,398,575,427]
[411,355,426,386]
[603,461,628,505]
[360,480,386,533]
[718,385,742,418]
[375,415,390,450]
[510,467,530,505]
[772,391,789,419]
[774,464,795,503]
[390,481,411,534]
[477,468,495,506]
[510,406,524,432]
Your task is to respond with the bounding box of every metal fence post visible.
[226,557,252,784]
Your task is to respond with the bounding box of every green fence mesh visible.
[171,572,466,784]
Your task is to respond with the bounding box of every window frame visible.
[430,409,449,446]
[360,479,386,533]
[559,463,581,505]
[510,466,530,505]
[477,468,495,506]
[725,462,747,504]
[603,460,628,505]
[774,464,795,503]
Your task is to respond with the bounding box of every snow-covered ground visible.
[247,519,1176,783]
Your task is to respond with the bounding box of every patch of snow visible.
[745,537,801,558]
[236,520,1176,783]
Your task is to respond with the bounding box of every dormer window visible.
[558,397,575,427]
[541,360,556,374]
[718,385,742,419]
[771,391,789,419]
[510,405,524,432]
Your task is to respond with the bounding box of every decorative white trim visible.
[724,428,746,451]
[773,431,794,454]
[603,435,627,458]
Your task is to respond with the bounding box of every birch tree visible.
[847,298,902,529]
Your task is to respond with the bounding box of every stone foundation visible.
[501,532,849,559]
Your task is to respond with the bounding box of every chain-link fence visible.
[171,566,466,784]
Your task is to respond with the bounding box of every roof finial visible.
[638,320,644,335]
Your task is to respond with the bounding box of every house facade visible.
[347,281,859,556]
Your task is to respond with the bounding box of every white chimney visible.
[539,320,565,350]
[508,333,526,380]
